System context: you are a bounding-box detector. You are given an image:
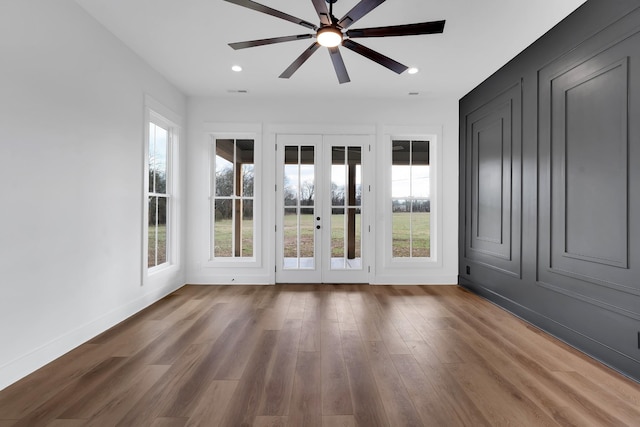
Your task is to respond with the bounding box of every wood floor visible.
[1,285,639,427]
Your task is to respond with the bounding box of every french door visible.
[275,134,371,283]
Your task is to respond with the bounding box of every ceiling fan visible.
[224,0,446,84]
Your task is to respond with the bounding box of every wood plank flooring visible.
[1,284,639,426]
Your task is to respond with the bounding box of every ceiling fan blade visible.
[224,0,317,31]
[229,34,313,50]
[347,20,446,38]
[310,0,332,26]
[337,0,386,29]
[342,39,407,74]
[279,42,321,79]
[328,47,351,84]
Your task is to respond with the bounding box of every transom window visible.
[391,140,431,258]
[212,138,255,259]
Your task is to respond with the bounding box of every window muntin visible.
[148,121,171,268]
[391,140,430,258]
[212,138,255,259]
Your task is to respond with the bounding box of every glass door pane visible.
[329,145,362,270]
[282,145,316,269]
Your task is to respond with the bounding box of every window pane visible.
[300,146,314,165]
[412,141,429,198]
[350,207,361,259]
[412,165,430,198]
[152,170,167,195]
[155,125,169,194]
[331,164,345,206]
[156,196,168,265]
[412,141,429,165]
[332,146,345,164]
[148,195,168,267]
[284,164,299,206]
[300,164,315,206]
[147,196,168,267]
[331,207,345,258]
[237,139,254,197]
[392,140,411,165]
[148,196,157,267]
[392,200,409,258]
[215,139,234,197]
[300,146,314,207]
[354,165,362,207]
[148,123,155,193]
[214,199,233,257]
[283,208,298,259]
[392,140,411,198]
[242,164,254,197]
[411,200,430,257]
[330,207,362,270]
[299,207,315,260]
[149,123,168,195]
[392,166,410,198]
[347,147,361,208]
[154,126,168,175]
[242,199,254,257]
[284,145,298,164]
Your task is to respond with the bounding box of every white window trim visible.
[207,131,262,268]
[143,96,182,283]
[380,126,443,272]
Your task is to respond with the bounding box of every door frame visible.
[274,132,373,284]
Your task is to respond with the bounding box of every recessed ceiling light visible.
[231,65,242,72]
[408,67,419,75]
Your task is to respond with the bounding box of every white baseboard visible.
[370,275,458,285]
[0,281,184,391]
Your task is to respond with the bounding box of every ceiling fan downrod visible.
[326,0,338,24]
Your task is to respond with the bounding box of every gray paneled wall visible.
[459,0,640,381]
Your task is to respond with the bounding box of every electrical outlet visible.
[466,265,471,275]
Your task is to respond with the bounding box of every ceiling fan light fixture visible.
[317,26,343,47]
[224,0,446,83]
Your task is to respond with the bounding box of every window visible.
[212,138,255,259]
[148,121,171,268]
[391,140,431,258]
[145,106,179,273]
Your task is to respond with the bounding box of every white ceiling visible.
[75,0,587,99]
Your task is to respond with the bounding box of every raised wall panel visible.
[538,29,640,309]
[475,118,504,243]
[561,58,628,268]
[464,82,521,276]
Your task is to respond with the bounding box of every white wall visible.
[186,96,459,285]
[0,0,187,390]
